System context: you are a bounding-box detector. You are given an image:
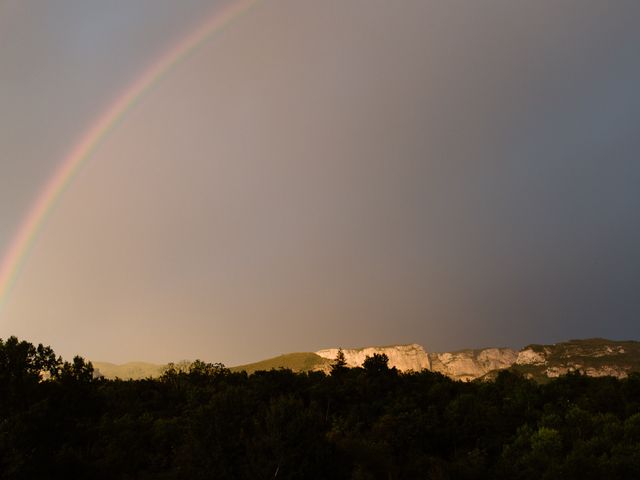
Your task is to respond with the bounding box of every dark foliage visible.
[1,336,639,479]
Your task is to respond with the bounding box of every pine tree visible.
[330,348,348,375]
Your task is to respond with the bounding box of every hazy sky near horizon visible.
[1,0,639,365]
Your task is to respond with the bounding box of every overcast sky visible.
[1,0,639,365]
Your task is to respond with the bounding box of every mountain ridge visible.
[92,338,640,381]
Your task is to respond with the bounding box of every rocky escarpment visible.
[512,339,640,380]
[92,339,640,382]
[428,348,518,382]
[314,344,517,380]
[314,339,640,381]
[315,344,430,372]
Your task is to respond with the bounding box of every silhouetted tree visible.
[362,353,390,375]
[330,348,348,376]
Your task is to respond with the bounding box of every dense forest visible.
[1,336,640,479]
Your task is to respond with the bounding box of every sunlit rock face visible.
[513,339,638,380]
[315,344,430,372]
[428,348,518,382]
[516,348,548,365]
[315,339,640,381]
[315,344,518,379]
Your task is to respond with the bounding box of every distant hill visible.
[92,361,165,380]
[230,352,331,374]
[92,353,331,379]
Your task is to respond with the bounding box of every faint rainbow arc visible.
[0,0,258,313]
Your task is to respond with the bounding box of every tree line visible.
[1,336,639,479]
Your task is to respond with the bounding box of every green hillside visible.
[230,352,331,374]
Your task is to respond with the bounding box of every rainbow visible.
[0,0,258,313]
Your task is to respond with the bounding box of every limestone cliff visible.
[316,339,640,381]
[428,348,518,382]
[315,344,517,381]
[315,344,430,372]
